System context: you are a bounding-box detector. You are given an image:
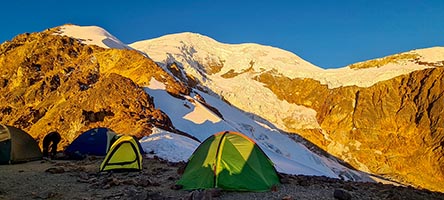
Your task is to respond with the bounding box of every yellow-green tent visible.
[100,135,142,171]
[176,131,280,191]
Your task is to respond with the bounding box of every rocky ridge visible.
[0,28,189,149]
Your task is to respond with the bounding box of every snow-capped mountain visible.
[52,24,369,181]
[128,30,443,192]
[128,31,444,133]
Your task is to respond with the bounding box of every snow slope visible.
[140,127,199,163]
[140,78,369,181]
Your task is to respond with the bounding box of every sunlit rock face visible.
[0,27,188,149]
[255,67,444,192]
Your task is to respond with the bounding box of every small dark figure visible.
[42,131,61,159]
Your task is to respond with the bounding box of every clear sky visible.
[1,0,443,69]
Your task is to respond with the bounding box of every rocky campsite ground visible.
[0,156,443,200]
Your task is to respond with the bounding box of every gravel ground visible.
[0,156,443,200]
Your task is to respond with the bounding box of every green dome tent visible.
[176,131,280,191]
[0,125,42,164]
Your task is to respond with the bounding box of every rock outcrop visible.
[0,28,188,149]
[255,67,444,192]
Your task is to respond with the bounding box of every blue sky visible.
[1,0,443,68]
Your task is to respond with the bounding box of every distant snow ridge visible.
[319,47,444,88]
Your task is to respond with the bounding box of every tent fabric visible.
[176,131,280,192]
[0,125,42,164]
[99,135,143,171]
[65,127,117,159]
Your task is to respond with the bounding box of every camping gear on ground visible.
[100,135,143,171]
[64,127,117,159]
[176,131,280,191]
[0,124,42,164]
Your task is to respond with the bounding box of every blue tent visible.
[65,127,117,159]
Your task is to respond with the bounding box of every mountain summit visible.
[130,31,324,77]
